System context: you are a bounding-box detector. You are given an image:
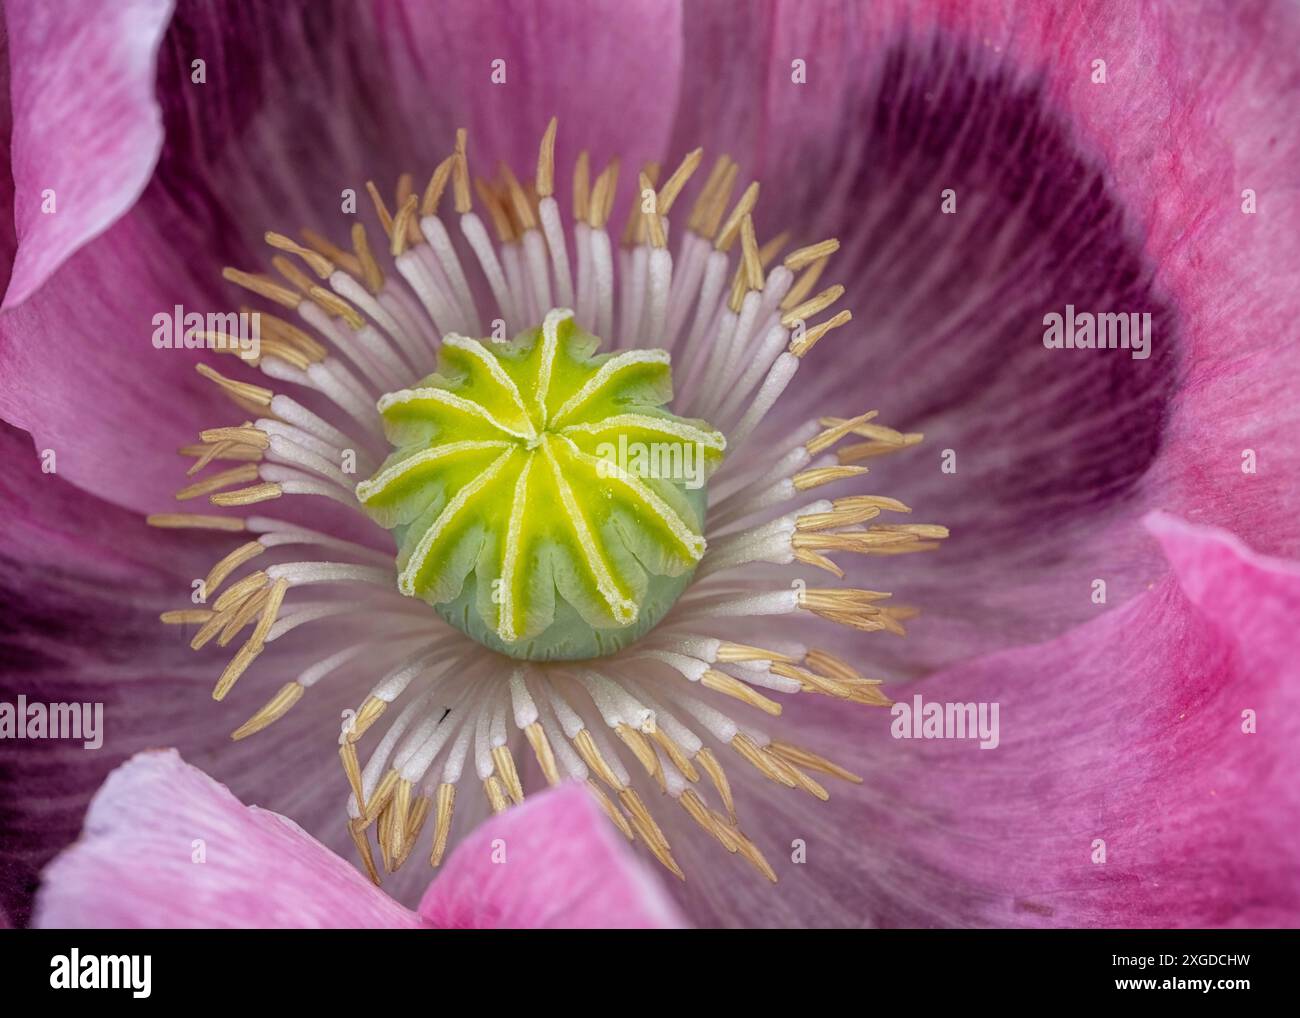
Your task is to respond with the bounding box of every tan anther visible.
[638,170,666,249]
[499,162,537,232]
[209,482,282,507]
[586,780,634,840]
[474,178,516,244]
[491,744,525,805]
[395,172,415,210]
[758,230,789,267]
[212,639,261,702]
[695,747,735,822]
[349,818,381,885]
[185,439,234,476]
[685,154,730,233]
[839,432,928,462]
[179,443,262,467]
[714,641,796,664]
[794,547,845,578]
[731,733,798,788]
[572,728,623,789]
[740,216,764,289]
[696,158,737,238]
[211,577,285,702]
[785,237,840,270]
[780,255,831,312]
[804,648,878,686]
[701,668,782,716]
[657,147,703,216]
[307,284,365,329]
[819,414,913,442]
[536,116,559,198]
[248,577,288,646]
[793,530,921,557]
[200,425,270,451]
[301,227,364,278]
[159,609,213,625]
[231,681,305,741]
[376,799,395,873]
[421,155,455,216]
[390,195,420,257]
[217,585,269,647]
[257,310,329,362]
[351,222,385,294]
[364,180,394,237]
[523,721,561,786]
[174,463,260,502]
[147,513,246,533]
[340,740,366,811]
[388,778,413,864]
[452,128,472,214]
[196,363,274,409]
[780,283,845,329]
[620,788,683,880]
[483,774,510,814]
[796,495,893,531]
[767,741,864,784]
[789,308,852,357]
[791,464,870,491]
[400,795,432,870]
[588,159,620,229]
[430,783,456,867]
[190,606,235,651]
[222,267,301,310]
[615,723,663,789]
[347,695,388,743]
[715,180,759,252]
[213,570,269,613]
[363,768,400,826]
[265,232,333,278]
[732,828,778,882]
[271,253,319,298]
[871,523,950,540]
[572,150,591,222]
[679,788,738,852]
[805,410,878,456]
[784,760,830,801]
[647,725,699,782]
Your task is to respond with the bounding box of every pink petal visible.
[419,783,686,928]
[2,0,173,308]
[33,749,421,928]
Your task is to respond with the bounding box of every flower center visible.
[149,115,947,889]
[356,310,724,660]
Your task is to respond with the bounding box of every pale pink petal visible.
[419,783,686,929]
[33,750,421,928]
[2,0,173,308]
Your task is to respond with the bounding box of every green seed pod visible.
[357,309,725,660]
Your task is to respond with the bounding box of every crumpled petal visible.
[419,782,686,929]
[2,0,173,308]
[33,749,422,928]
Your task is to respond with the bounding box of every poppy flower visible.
[2,0,1297,928]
